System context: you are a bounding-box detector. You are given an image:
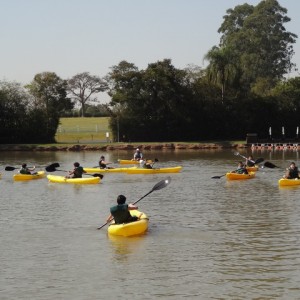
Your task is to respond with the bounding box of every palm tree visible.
[204,46,237,101]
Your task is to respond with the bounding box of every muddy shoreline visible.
[0,143,248,151]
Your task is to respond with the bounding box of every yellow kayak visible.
[47,174,100,184]
[84,167,134,173]
[118,159,153,165]
[278,178,300,186]
[13,171,46,181]
[108,210,148,237]
[246,165,259,172]
[125,166,182,174]
[118,159,139,165]
[226,171,256,180]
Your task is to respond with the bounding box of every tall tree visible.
[216,0,297,92]
[204,46,237,101]
[26,72,73,142]
[0,81,31,143]
[67,72,108,117]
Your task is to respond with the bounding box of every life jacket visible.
[110,204,135,224]
[288,167,299,179]
[99,160,106,169]
[73,166,84,178]
[236,167,248,174]
[20,168,31,174]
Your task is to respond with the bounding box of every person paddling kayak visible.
[106,195,142,224]
[20,163,36,175]
[66,162,86,178]
[99,155,113,169]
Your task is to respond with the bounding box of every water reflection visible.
[108,234,147,262]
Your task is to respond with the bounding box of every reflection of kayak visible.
[226,171,255,180]
[278,178,300,186]
[84,167,134,173]
[125,166,182,174]
[13,171,46,181]
[108,210,148,237]
[47,174,100,184]
[246,165,259,172]
[118,159,139,165]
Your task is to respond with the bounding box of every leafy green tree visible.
[0,81,32,143]
[216,0,297,92]
[107,59,194,141]
[67,72,108,117]
[204,45,237,101]
[26,72,73,142]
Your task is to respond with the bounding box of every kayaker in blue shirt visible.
[106,195,140,224]
[20,163,36,174]
[284,162,300,179]
[66,162,86,178]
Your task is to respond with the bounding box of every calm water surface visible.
[1,149,300,299]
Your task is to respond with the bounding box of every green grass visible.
[55,117,112,143]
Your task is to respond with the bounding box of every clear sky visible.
[1,0,299,102]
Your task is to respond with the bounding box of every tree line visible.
[1,0,299,143]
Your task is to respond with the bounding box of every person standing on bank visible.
[106,195,141,224]
[66,162,86,178]
[133,148,143,161]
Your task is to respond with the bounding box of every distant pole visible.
[117,117,120,143]
[282,126,285,139]
[297,126,299,139]
[269,126,272,140]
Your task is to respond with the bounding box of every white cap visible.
[136,148,139,151]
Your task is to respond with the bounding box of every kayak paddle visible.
[5,162,60,171]
[233,151,264,164]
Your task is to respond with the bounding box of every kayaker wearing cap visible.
[66,162,86,178]
[106,195,140,224]
[133,148,143,161]
[20,163,36,175]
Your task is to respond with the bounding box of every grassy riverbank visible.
[0,117,246,150]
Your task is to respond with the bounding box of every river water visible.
[1,149,300,299]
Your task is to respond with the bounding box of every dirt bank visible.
[0,143,248,151]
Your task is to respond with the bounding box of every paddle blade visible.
[254,157,264,164]
[92,173,104,179]
[211,175,225,179]
[5,166,16,171]
[151,176,171,192]
[264,161,279,168]
[45,163,60,172]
